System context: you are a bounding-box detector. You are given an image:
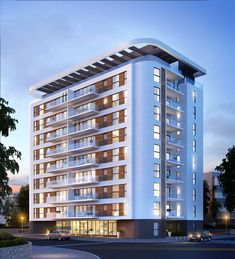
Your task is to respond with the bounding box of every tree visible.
[210,198,221,221]
[215,146,235,218]
[0,98,21,204]
[203,180,211,217]
[18,184,29,221]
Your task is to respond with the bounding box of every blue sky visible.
[1,0,235,188]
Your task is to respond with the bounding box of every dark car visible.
[189,231,212,242]
[47,230,70,240]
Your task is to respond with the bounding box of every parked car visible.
[189,231,212,242]
[47,230,70,240]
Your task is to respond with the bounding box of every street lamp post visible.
[225,215,228,234]
[21,216,24,234]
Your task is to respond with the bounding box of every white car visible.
[47,230,70,240]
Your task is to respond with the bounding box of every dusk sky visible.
[1,0,235,191]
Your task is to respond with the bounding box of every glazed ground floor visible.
[30,219,203,238]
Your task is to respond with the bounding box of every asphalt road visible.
[29,238,235,259]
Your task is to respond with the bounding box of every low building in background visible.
[204,171,235,222]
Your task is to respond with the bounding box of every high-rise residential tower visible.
[29,38,206,238]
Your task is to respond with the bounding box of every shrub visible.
[171,230,186,236]
[0,231,14,240]
[0,237,27,248]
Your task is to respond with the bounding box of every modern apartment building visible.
[29,38,206,238]
[204,171,235,221]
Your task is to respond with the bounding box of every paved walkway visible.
[32,246,100,259]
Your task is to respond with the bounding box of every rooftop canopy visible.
[29,38,206,98]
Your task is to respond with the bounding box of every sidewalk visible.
[32,246,100,259]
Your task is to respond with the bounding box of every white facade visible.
[29,38,206,237]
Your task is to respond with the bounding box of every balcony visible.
[68,157,97,170]
[46,211,96,220]
[46,97,68,112]
[47,129,68,143]
[46,193,97,204]
[166,210,183,219]
[68,85,98,104]
[167,138,183,149]
[46,113,67,127]
[68,103,98,120]
[46,176,98,188]
[166,176,184,184]
[46,162,68,173]
[68,124,98,138]
[166,193,183,201]
[166,99,182,114]
[46,140,97,157]
[167,81,183,97]
[166,118,183,131]
[166,155,183,166]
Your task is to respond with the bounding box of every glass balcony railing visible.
[167,137,183,146]
[46,162,67,173]
[46,140,96,156]
[167,81,183,94]
[166,118,181,128]
[166,210,182,218]
[46,113,67,126]
[69,158,97,168]
[68,103,97,118]
[46,97,67,110]
[47,129,68,141]
[70,193,96,201]
[68,124,98,135]
[166,155,181,164]
[166,100,181,110]
[46,176,97,188]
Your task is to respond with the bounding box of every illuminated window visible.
[193,139,196,152]
[154,144,160,159]
[193,205,196,218]
[193,172,196,185]
[193,123,196,136]
[193,106,196,119]
[154,125,160,139]
[154,106,160,121]
[154,67,160,83]
[153,202,160,216]
[193,90,197,103]
[193,189,196,201]
[193,155,197,170]
[154,183,160,197]
[154,163,160,178]
[154,87,160,102]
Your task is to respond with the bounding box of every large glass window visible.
[154,67,160,83]
[154,183,160,197]
[193,106,196,119]
[154,106,160,121]
[154,144,160,159]
[154,163,160,178]
[154,125,160,139]
[193,139,196,152]
[193,90,197,103]
[153,202,160,216]
[193,189,196,201]
[154,87,160,102]
[193,123,196,136]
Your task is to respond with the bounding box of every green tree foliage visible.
[216,146,235,215]
[203,180,211,216]
[0,98,21,204]
[18,184,29,220]
[210,198,221,221]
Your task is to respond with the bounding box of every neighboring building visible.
[29,38,206,238]
[204,171,235,221]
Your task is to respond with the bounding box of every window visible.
[193,139,196,152]
[193,205,196,218]
[154,125,160,139]
[193,106,196,119]
[193,123,196,136]
[153,202,160,216]
[193,189,196,201]
[154,87,160,102]
[193,155,197,170]
[154,163,160,178]
[154,144,160,159]
[113,149,119,162]
[193,90,197,103]
[154,106,160,121]
[154,183,160,197]
[112,112,119,125]
[154,67,160,83]
[112,75,119,87]
[193,172,196,185]
[153,222,159,236]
